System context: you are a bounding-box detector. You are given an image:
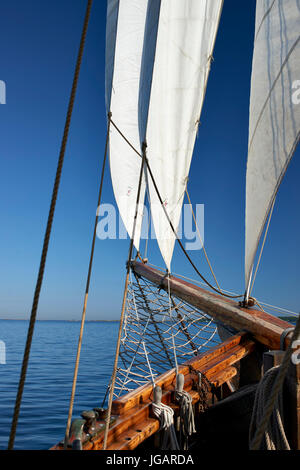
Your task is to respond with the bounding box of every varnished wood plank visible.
[86,403,150,450]
[210,366,237,388]
[112,332,249,414]
[106,419,160,451]
[201,341,255,379]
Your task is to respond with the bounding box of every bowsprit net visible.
[113,272,220,397]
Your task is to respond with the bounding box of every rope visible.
[167,273,179,374]
[185,187,222,292]
[134,273,174,368]
[280,327,295,350]
[147,262,300,318]
[249,199,275,297]
[249,366,290,450]
[257,303,299,318]
[145,157,243,300]
[117,271,155,395]
[152,402,180,450]
[249,314,300,450]
[63,112,111,448]
[143,186,152,260]
[170,296,198,356]
[7,0,93,450]
[101,376,112,408]
[174,389,196,450]
[142,341,156,388]
[112,274,219,394]
[102,142,147,450]
[109,117,243,300]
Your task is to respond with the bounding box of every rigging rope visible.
[147,262,299,318]
[112,274,218,396]
[143,186,152,260]
[63,112,111,448]
[134,272,174,367]
[109,117,243,300]
[116,270,155,396]
[185,187,222,292]
[146,155,243,300]
[7,0,93,450]
[167,273,179,375]
[102,142,147,450]
[249,198,275,297]
[170,296,199,356]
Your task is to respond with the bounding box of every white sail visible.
[245,0,300,289]
[138,0,223,271]
[105,0,148,249]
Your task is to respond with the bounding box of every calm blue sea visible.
[0,320,118,450]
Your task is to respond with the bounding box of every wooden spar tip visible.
[130,261,294,351]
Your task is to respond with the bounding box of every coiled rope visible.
[152,401,179,450]
[249,314,300,450]
[7,0,93,450]
[249,366,290,450]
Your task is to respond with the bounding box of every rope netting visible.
[113,272,220,397]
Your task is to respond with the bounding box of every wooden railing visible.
[50,332,255,450]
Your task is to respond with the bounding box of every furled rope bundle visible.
[175,388,196,449]
[249,366,290,450]
[152,402,179,450]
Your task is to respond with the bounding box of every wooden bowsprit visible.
[131,261,293,350]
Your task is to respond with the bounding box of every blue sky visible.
[0,0,299,320]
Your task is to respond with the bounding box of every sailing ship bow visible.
[105,0,148,249]
[245,0,300,295]
[138,0,223,271]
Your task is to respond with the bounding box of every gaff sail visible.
[138,0,223,271]
[105,0,148,249]
[245,0,300,290]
